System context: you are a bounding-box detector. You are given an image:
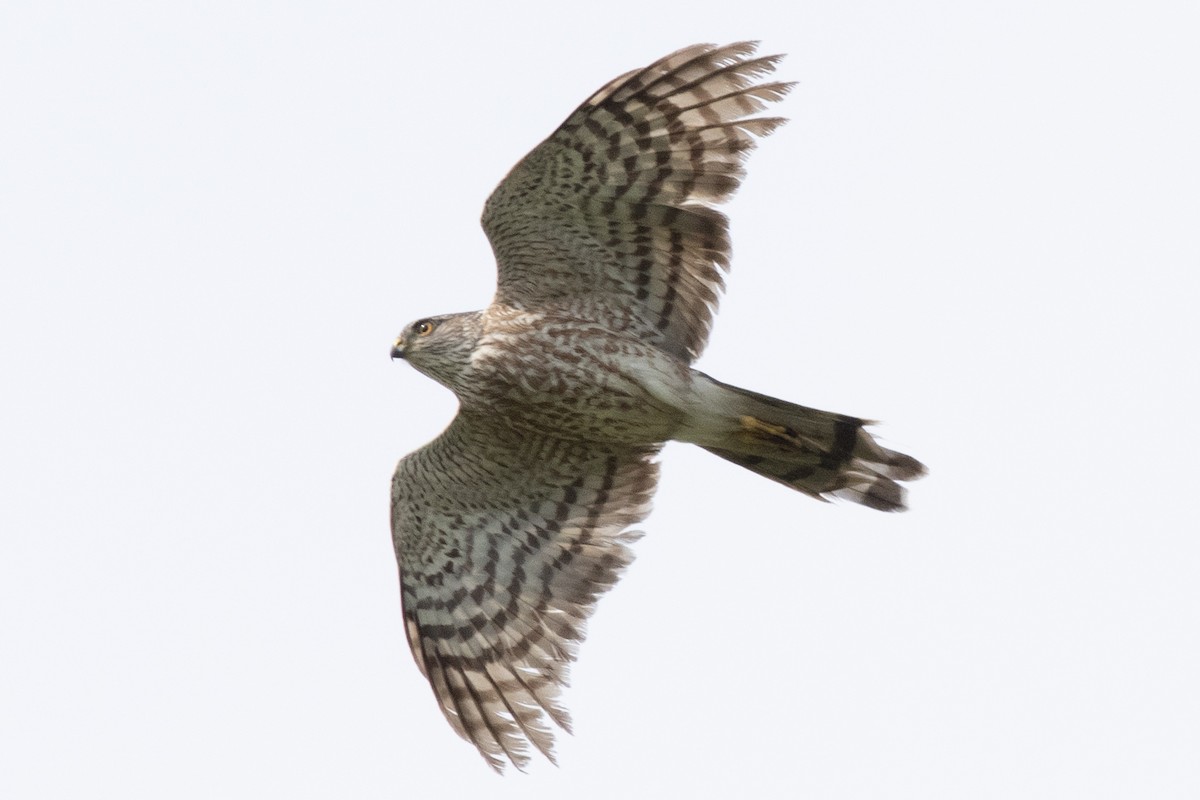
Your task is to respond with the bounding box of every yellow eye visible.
[413,320,435,336]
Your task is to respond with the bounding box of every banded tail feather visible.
[696,379,926,511]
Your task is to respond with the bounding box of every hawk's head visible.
[391,312,483,394]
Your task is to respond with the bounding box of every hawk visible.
[389,42,924,772]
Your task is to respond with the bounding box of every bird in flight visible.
[389,41,925,772]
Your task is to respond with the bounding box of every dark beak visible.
[391,337,405,360]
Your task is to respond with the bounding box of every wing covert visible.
[482,41,791,363]
[391,412,660,772]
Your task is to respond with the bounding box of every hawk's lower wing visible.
[391,412,661,772]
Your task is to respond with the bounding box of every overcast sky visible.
[2,2,1198,797]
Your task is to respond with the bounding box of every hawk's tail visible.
[693,378,926,511]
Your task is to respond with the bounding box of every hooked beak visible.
[390,336,405,360]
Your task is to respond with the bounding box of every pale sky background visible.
[2,2,1198,798]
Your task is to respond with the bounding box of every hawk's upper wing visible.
[391,412,660,772]
[482,41,791,363]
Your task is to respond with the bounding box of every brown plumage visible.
[389,42,925,772]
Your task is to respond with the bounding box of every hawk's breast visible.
[465,308,694,445]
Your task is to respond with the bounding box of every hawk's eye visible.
[413,320,435,337]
